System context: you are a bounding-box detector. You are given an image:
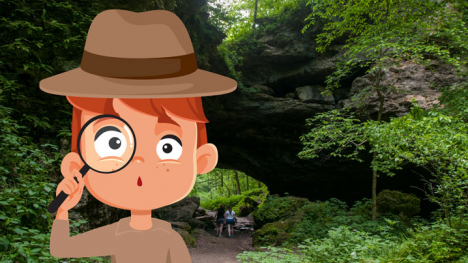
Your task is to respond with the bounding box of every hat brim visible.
[39,67,237,98]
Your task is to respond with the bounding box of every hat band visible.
[80,51,198,79]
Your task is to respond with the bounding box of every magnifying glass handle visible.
[47,165,90,214]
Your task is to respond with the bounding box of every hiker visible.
[224,206,237,238]
[214,204,226,237]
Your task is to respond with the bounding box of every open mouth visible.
[137,176,142,187]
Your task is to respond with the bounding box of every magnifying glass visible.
[47,115,136,213]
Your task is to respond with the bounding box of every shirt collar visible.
[115,217,172,236]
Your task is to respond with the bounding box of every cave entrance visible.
[190,168,267,205]
[190,168,266,233]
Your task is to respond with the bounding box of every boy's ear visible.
[61,152,84,178]
[196,143,218,175]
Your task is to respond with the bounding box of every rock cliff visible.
[202,4,464,213]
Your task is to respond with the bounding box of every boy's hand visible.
[55,169,85,215]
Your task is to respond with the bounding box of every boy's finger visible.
[69,178,78,192]
[62,181,73,195]
[73,170,85,189]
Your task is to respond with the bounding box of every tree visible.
[300,0,468,220]
[367,105,468,228]
[234,170,242,195]
[252,0,258,29]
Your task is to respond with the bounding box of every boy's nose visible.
[132,156,145,163]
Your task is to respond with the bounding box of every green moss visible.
[253,195,310,229]
[377,189,421,217]
[174,229,196,248]
[252,221,292,247]
[233,196,259,216]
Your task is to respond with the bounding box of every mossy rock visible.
[174,229,196,248]
[171,222,191,231]
[237,197,259,216]
[252,220,293,247]
[253,195,310,229]
[191,229,210,240]
[377,190,421,217]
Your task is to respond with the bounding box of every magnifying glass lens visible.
[48,115,136,214]
[78,116,135,173]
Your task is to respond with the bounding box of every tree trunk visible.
[246,174,249,191]
[209,173,213,199]
[221,175,231,197]
[371,64,385,221]
[372,165,378,220]
[234,171,241,195]
[252,0,258,29]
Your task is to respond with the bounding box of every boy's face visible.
[75,99,209,211]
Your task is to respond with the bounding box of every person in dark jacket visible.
[214,204,226,237]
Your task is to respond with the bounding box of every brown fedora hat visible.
[39,9,236,98]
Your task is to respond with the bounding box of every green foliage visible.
[214,0,308,91]
[0,104,106,262]
[233,196,259,216]
[239,222,468,263]
[201,195,245,210]
[299,101,468,224]
[367,105,468,227]
[438,82,468,121]
[303,0,468,93]
[298,108,367,162]
[377,190,421,218]
[253,195,309,229]
[0,1,156,262]
[252,197,413,247]
[189,168,267,207]
[201,190,265,217]
[252,221,292,247]
[300,0,468,223]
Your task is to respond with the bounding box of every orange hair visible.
[67,96,208,153]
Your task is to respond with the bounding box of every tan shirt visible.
[50,217,191,263]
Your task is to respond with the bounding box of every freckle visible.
[112,169,115,171]
[156,166,158,168]
[163,164,165,166]
[116,163,118,166]
[166,169,169,172]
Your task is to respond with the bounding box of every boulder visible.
[187,218,211,230]
[296,85,335,105]
[251,84,275,96]
[194,215,216,229]
[171,222,192,231]
[238,197,259,216]
[152,196,200,222]
[191,229,211,240]
[252,221,292,247]
[194,207,206,217]
[253,195,309,229]
[342,60,464,119]
[174,229,196,248]
[377,189,421,226]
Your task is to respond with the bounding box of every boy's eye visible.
[157,135,182,160]
[94,126,127,158]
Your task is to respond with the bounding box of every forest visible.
[1,0,468,262]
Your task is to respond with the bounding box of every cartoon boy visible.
[39,9,236,262]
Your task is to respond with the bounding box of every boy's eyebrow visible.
[95,126,121,141]
[161,134,182,146]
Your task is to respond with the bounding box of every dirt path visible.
[189,212,255,263]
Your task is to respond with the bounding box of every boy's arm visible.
[50,165,115,259]
[50,210,116,258]
[167,230,191,263]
